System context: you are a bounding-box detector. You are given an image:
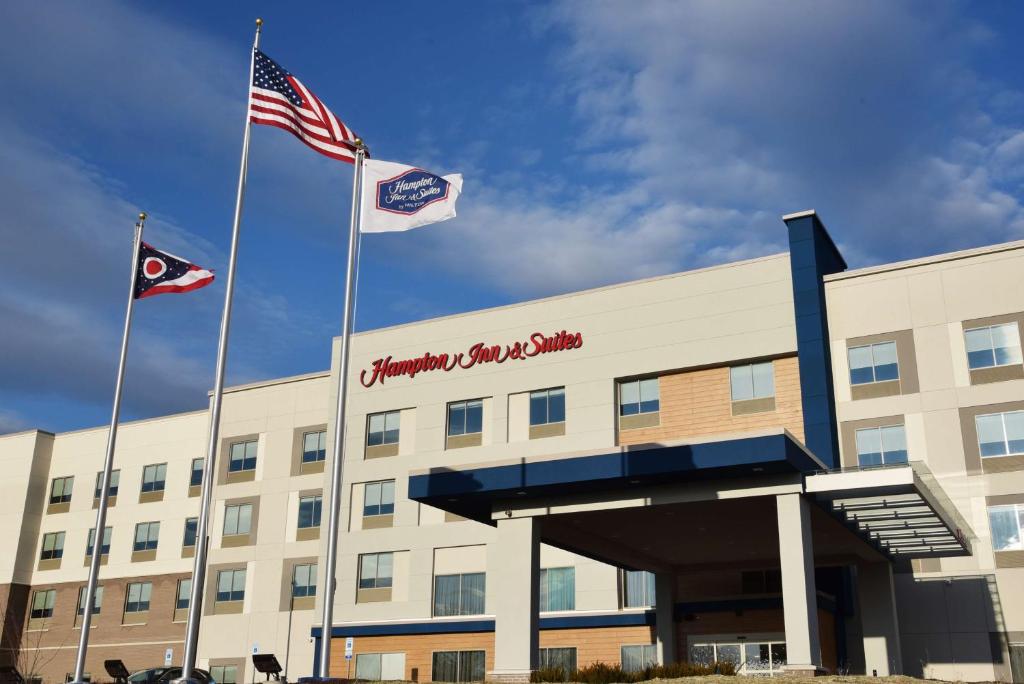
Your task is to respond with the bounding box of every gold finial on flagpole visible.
[138,212,147,222]
[255,17,263,28]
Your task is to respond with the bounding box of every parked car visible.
[127,668,215,684]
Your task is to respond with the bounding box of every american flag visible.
[249,49,360,163]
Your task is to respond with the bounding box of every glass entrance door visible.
[688,635,787,676]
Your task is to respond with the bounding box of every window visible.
[292,563,317,598]
[30,589,55,620]
[176,579,192,610]
[94,470,119,498]
[619,378,659,416]
[432,651,485,683]
[40,532,65,560]
[86,527,112,556]
[124,581,152,613]
[209,666,237,684]
[77,586,103,616]
[298,495,322,529]
[303,430,327,462]
[976,411,1024,458]
[855,425,908,467]
[141,463,167,493]
[623,570,656,608]
[229,440,258,473]
[540,567,575,612]
[216,569,246,602]
[133,522,160,551]
[359,552,393,589]
[183,518,198,547]
[355,653,405,681]
[49,476,74,505]
[989,504,1024,551]
[530,388,566,426]
[539,648,577,674]
[730,362,776,401]
[190,458,204,487]
[966,323,1023,369]
[364,481,395,517]
[848,341,899,385]
[367,412,400,446]
[621,644,657,673]
[448,400,483,436]
[223,503,253,536]
[433,573,485,616]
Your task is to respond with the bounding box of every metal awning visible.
[805,462,974,559]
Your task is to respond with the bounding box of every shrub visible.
[530,660,736,683]
[531,667,569,683]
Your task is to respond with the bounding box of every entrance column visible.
[489,516,539,683]
[655,572,677,664]
[776,493,823,675]
[857,562,903,675]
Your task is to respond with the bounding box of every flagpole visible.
[178,18,262,684]
[70,212,147,684]
[315,140,366,680]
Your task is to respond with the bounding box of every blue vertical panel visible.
[785,213,846,469]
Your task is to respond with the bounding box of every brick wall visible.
[16,573,190,684]
[619,357,804,446]
[329,625,655,681]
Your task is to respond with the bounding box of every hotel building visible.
[1,212,1022,683]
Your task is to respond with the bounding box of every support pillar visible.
[776,493,824,675]
[489,516,539,683]
[857,562,903,675]
[655,572,676,665]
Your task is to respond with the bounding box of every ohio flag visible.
[360,159,463,233]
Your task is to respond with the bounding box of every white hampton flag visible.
[360,159,463,233]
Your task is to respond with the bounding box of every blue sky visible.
[1,1,1023,434]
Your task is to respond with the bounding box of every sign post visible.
[344,638,354,680]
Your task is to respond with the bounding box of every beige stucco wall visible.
[826,240,1024,682]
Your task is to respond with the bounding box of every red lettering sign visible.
[359,330,584,388]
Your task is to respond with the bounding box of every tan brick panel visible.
[619,357,804,446]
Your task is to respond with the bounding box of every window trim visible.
[223,502,254,537]
[133,521,160,552]
[432,571,486,617]
[358,551,394,590]
[363,480,396,518]
[298,494,323,529]
[49,476,74,505]
[854,424,909,467]
[30,589,56,621]
[140,463,167,493]
[228,440,258,473]
[529,387,566,427]
[447,399,484,437]
[975,410,1024,460]
[124,581,152,614]
[539,567,576,612]
[729,361,776,401]
[988,503,1024,553]
[366,411,401,447]
[40,531,65,560]
[847,341,900,386]
[86,526,112,557]
[215,568,247,604]
[965,322,1023,370]
[618,377,660,417]
[302,430,327,463]
[94,470,120,499]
